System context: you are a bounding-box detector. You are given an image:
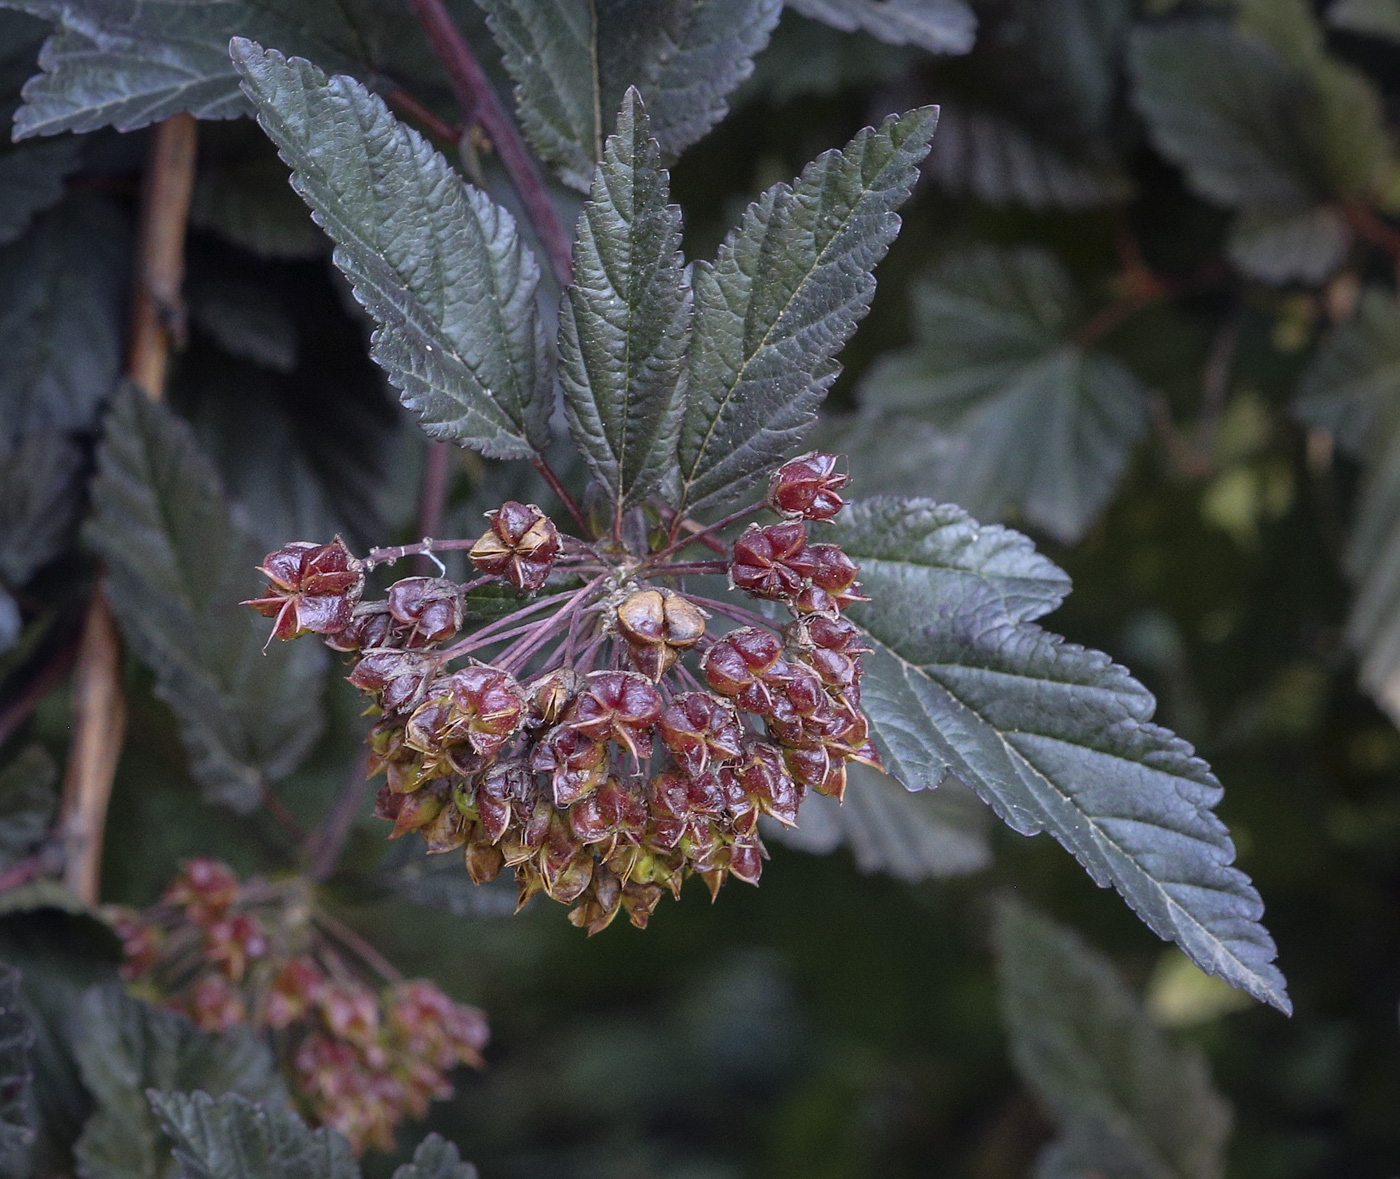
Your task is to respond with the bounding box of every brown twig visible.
[0,615,83,750]
[406,0,574,286]
[305,750,373,882]
[58,113,198,906]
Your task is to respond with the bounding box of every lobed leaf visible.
[74,986,284,1179]
[827,497,1291,1013]
[0,964,35,1157]
[559,90,690,514]
[785,0,975,53]
[677,106,938,516]
[0,197,126,447]
[0,430,84,592]
[859,245,1148,543]
[1014,0,1132,136]
[0,0,443,138]
[232,40,552,460]
[0,138,84,246]
[1329,0,1400,42]
[149,1090,354,1179]
[0,747,57,876]
[764,762,990,880]
[392,1135,479,1179]
[477,0,782,191]
[1297,290,1400,725]
[923,106,1131,211]
[87,385,328,813]
[995,900,1231,1179]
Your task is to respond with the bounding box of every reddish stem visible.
[386,87,462,145]
[649,504,759,563]
[415,442,453,575]
[407,0,574,287]
[530,455,589,534]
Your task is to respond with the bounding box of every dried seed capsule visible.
[445,665,526,757]
[387,577,464,643]
[469,501,560,592]
[565,671,663,761]
[806,544,864,607]
[767,452,849,520]
[531,725,609,807]
[347,650,439,714]
[729,522,815,599]
[657,693,745,777]
[245,538,364,640]
[616,590,707,679]
[700,627,788,713]
[527,668,584,726]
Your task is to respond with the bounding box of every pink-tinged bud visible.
[245,538,364,641]
[469,501,560,591]
[767,452,849,520]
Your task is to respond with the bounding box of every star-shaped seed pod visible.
[657,692,745,777]
[729,522,815,599]
[564,670,664,762]
[468,501,560,591]
[244,538,364,640]
[387,576,465,643]
[700,627,792,714]
[766,452,850,520]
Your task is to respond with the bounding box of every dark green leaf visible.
[0,747,57,875]
[559,90,690,513]
[1014,0,1132,135]
[0,430,85,589]
[764,762,990,880]
[148,1090,357,1179]
[188,280,298,373]
[1226,204,1351,284]
[827,497,1291,1013]
[995,900,1231,1179]
[677,107,937,515]
[923,107,1131,211]
[0,197,127,446]
[74,986,284,1179]
[233,40,552,460]
[87,385,328,813]
[744,14,920,104]
[1297,290,1400,724]
[785,0,975,53]
[0,908,120,1177]
[1,0,394,138]
[1328,0,1400,42]
[392,1134,478,1179]
[1129,13,1394,280]
[190,149,327,261]
[0,138,85,247]
[1129,20,1324,210]
[0,964,35,1157]
[859,245,1149,543]
[478,0,783,191]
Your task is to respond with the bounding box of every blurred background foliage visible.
[2,0,1400,1175]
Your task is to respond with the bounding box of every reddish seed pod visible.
[387,577,464,643]
[469,501,560,591]
[767,452,849,520]
[616,590,707,679]
[245,538,364,641]
[347,650,439,714]
[565,671,663,761]
[657,693,745,778]
[729,522,815,599]
[445,665,525,756]
[806,544,863,601]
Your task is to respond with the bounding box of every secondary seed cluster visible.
[115,858,487,1153]
[246,453,879,934]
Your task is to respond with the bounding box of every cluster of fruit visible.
[114,858,488,1152]
[246,453,879,933]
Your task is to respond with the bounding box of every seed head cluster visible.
[115,858,487,1153]
[246,453,878,934]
